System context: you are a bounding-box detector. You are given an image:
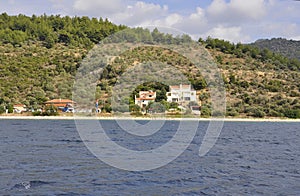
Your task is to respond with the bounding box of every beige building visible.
[135,90,156,109]
[166,84,197,103]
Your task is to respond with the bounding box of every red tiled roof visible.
[45,99,75,104]
[181,85,191,88]
[13,104,26,107]
[170,85,180,89]
[170,84,192,90]
[135,97,156,101]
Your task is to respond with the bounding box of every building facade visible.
[135,90,156,109]
[166,84,197,104]
[44,99,75,112]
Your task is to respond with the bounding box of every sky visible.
[0,0,299,43]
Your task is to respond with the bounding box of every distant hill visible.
[250,38,300,61]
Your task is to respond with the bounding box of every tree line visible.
[0,13,126,48]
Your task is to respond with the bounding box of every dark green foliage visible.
[169,102,179,109]
[202,37,300,71]
[0,105,5,114]
[7,104,13,113]
[147,102,165,113]
[200,37,300,118]
[102,103,112,113]
[131,82,169,102]
[191,78,207,90]
[129,104,142,116]
[32,111,42,116]
[0,13,126,48]
[42,105,58,116]
[246,106,266,118]
[201,105,211,117]
[251,38,300,61]
[226,107,239,117]
[283,109,300,119]
[0,14,126,108]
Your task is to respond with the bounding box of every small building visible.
[190,105,201,115]
[135,90,156,109]
[44,99,76,112]
[13,104,27,113]
[166,84,197,104]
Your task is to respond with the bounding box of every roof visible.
[170,85,180,89]
[135,97,156,101]
[13,104,26,107]
[135,91,156,101]
[139,91,156,98]
[45,99,75,104]
[170,84,193,90]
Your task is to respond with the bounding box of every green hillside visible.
[250,38,300,61]
[0,14,299,118]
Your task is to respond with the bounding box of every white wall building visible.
[135,90,156,108]
[166,84,197,103]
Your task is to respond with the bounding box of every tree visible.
[42,105,58,116]
[0,106,5,114]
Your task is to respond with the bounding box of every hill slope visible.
[0,14,299,118]
[250,38,300,61]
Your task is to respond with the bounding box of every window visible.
[172,98,178,102]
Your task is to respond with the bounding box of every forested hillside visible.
[200,38,300,118]
[0,13,125,48]
[0,13,124,111]
[0,14,299,118]
[250,38,300,61]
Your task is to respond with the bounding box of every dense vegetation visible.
[0,13,124,111]
[200,37,300,118]
[0,13,299,118]
[0,13,125,48]
[250,38,300,61]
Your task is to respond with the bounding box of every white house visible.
[166,84,197,103]
[135,90,156,109]
[13,104,27,113]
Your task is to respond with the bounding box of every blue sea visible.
[1,120,299,195]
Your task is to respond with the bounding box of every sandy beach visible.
[0,115,299,122]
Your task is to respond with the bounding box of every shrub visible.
[283,109,300,119]
[7,104,13,113]
[32,111,42,116]
[0,106,5,114]
[226,107,239,117]
[42,105,58,116]
[246,106,266,118]
[201,105,211,117]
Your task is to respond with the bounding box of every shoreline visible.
[0,115,299,122]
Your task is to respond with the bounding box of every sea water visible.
[1,120,299,195]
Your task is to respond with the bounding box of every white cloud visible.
[207,0,267,25]
[111,1,168,26]
[207,0,227,17]
[172,7,207,34]
[73,0,124,15]
[203,25,251,43]
[230,0,266,20]
[165,13,183,26]
[1,0,292,43]
[68,0,300,42]
[262,22,300,40]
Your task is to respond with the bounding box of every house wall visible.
[166,84,197,103]
[134,91,156,109]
